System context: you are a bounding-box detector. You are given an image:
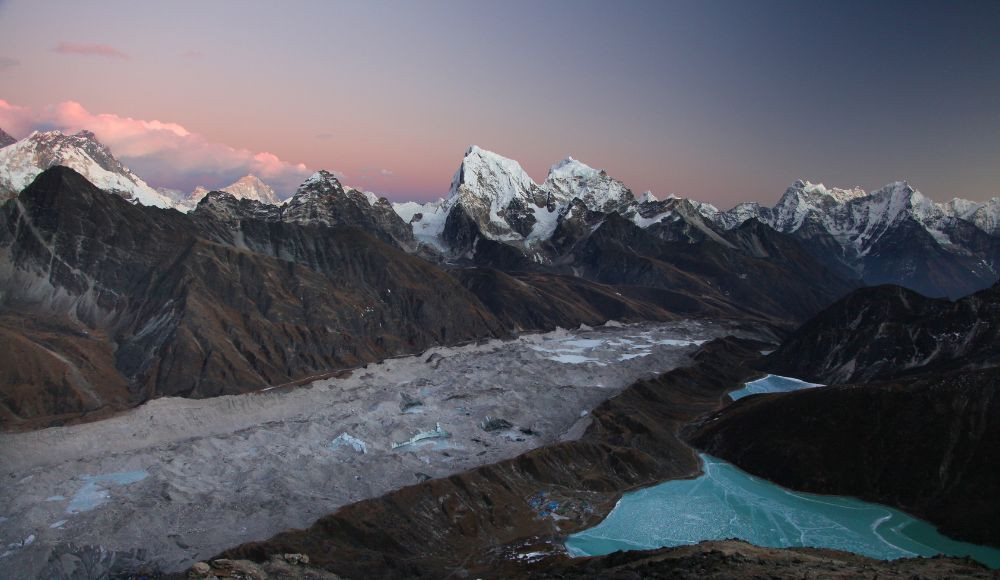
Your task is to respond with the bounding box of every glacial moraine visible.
[0,319,766,576]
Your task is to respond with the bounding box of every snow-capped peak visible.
[175,175,280,211]
[547,156,599,181]
[300,169,343,190]
[793,179,868,204]
[449,145,539,206]
[541,155,632,213]
[943,197,983,219]
[344,186,382,207]
[0,129,174,207]
[288,170,388,208]
[220,174,279,205]
[638,190,658,203]
[968,198,1000,236]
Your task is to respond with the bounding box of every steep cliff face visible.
[688,368,1000,547]
[765,282,1000,384]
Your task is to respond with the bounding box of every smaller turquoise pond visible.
[729,374,822,400]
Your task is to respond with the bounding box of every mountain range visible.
[2,128,998,299]
[0,127,998,427]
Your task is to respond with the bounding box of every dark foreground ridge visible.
[201,338,996,579]
[689,366,1000,548]
[526,539,996,579]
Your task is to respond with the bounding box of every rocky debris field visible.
[0,319,761,577]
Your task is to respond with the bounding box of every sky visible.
[0,0,998,206]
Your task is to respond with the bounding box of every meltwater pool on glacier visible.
[565,455,1000,568]
[729,374,822,400]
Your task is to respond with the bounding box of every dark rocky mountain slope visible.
[567,213,860,324]
[0,167,510,428]
[765,282,1000,384]
[448,207,860,327]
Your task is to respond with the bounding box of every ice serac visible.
[0,130,174,207]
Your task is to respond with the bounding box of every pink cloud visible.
[54,42,129,59]
[0,99,317,196]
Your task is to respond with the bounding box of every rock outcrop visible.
[765,282,1000,384]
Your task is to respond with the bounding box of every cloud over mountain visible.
[0,99,315,196]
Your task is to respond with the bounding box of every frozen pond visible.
[568,375,1000,569]
[566,455,1000,568]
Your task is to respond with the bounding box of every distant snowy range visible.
[2,128,998,300]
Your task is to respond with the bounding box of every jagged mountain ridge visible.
[703,180,1000,298]
[396,146,639,254]
[0,167,506,427]
[192,170,416,250]
[392,149,998,297]
[0,128,994,300]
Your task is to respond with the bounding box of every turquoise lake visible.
[565,375,1000,569]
